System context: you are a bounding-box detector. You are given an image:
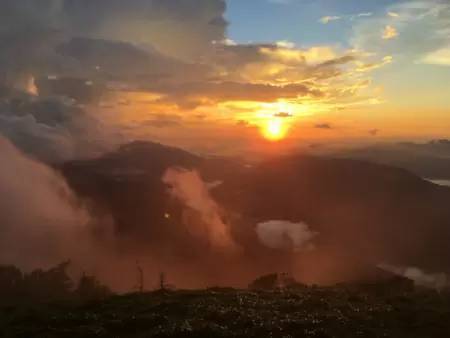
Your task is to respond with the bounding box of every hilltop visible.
[2,285,450,338]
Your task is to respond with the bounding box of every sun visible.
[262,118,288,141]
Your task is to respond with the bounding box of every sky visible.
[0,0,448,160]
[225,0,450,144]
[227,0,398,46]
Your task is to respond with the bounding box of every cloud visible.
[274,112,293,118]
[355,12,373,19]
[319,16,341,24]
[142,114,182,129]
[379,263,449,290]
[0,0,230,161]
[421,47,450,66]
[0,96,119,162]
[369,129,380,136]
[0,0,226,87]
[353,0,450,64]
[162,167,239,254]
[315,123,332,129]
[256,220,318,252]
[0,136,91,270]
[212,43,364,90]
[0,0,227,61]
[276,40,297,49]
[387,12,400,18]
[0,0,397,159]
[149,81,321,109]
[321,12,372,24]
[382,25,398,40]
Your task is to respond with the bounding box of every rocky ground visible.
[2,285,450,337]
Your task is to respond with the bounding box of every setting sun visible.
[262,118,288,141]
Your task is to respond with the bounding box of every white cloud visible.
[276,40,296,49]
[319,16,341,24]
[353,0,450,64]
[379,263,449,290]
[421,47,450,66]
[382,25,399,40]
[388,11,400,18]
[163,168,239,254]
[356,12,373,18]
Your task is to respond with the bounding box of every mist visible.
[256,220,318,252]
[0,136,90,270]
[162,167,239,254]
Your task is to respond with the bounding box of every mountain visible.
[329,140,450,180]
[61,141,201,236]
[213,154,450,283]
[60,141,450,286]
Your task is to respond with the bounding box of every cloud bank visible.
[0,136,90,270]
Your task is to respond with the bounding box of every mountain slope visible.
[60,142,450,286]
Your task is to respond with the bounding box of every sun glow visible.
[262,118,288,141]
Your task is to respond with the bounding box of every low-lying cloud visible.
[162,167,239,254]
[0,136,90,270]
[379,263,449,290]
[256,220,318,252]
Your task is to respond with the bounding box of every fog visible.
[0,136,91,270]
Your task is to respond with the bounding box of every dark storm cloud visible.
[0,0,227,161]
[0,97,119,162]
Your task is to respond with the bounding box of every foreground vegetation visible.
[2,284,450,338]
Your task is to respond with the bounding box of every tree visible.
[76,273,111,301]
[23,261,73,302]
[0,265,23,304]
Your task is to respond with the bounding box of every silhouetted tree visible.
[0,262,113,305]
[136,261,144,293]
[159,272,166,291]
[249,273,279,290]
[76,273,111,301]
[0,265,23,303]
[158,272,175,291]
[23,261,73,302]
[249,273,305,290]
